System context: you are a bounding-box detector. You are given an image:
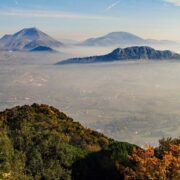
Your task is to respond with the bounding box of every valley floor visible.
[0,48,180,146]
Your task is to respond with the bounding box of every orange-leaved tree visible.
[122,144,180,180]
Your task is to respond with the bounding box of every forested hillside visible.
[0,104,179,179]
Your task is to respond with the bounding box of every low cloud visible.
[0,9,119,20]
[105,0,121,11]
[163,0,180,6]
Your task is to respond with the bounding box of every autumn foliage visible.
[120,144,180,180]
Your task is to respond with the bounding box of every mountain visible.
[30,45,54,52]
[80,32,146,46]
[57,46,180,64]
[0,104,179,179]
[0,27,63,51]
[80,32,179,47]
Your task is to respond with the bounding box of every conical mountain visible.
[0,27,63,51]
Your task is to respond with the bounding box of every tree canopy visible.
[0,104,179,179]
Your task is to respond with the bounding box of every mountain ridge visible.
[57,46,180,64]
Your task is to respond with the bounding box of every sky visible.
[0,0,180,41]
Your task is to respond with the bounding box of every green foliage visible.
[0,104,113,179]
[72,142,136,180]
[155,137,180,158]
[1,104,176,179]
[0,132,14,176]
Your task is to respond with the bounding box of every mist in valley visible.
[0,45,180,146]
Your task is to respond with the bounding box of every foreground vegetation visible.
[0,104,179,179]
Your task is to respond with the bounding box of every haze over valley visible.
[1,42,180,145]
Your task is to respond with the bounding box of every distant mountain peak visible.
[0,27,63,51]
[16,27,39,34]
[106,31,142,38]
[80,31,146,46]
[18,27,39,32]
[13,27,42,40]
[80,31,178,47]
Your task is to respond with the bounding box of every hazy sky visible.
[0,0,180,40]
